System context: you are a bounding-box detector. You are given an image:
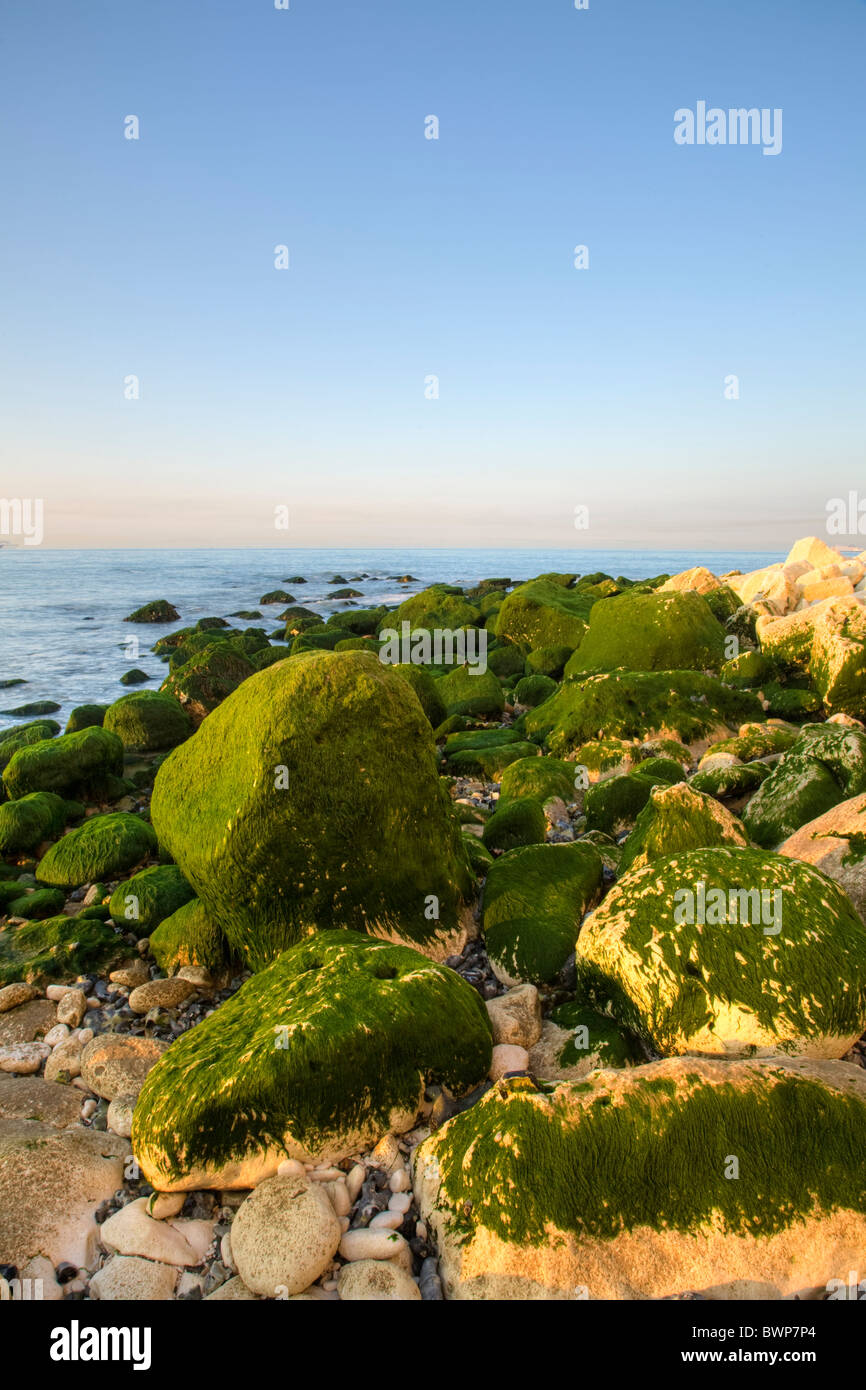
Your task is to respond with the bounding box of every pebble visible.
[57,989,88,1028]
[90,1254,177,1301]
[338,1259,421,1301]
[388,1192,412,1215]
[106,1093,136,1138]
[81,1098,98,1119]
[388,1166,410,1193]
[0,1041,51,1074]
[339,1228,409,1263]
[128,978,195,1014]
[485,984,543,1048]
[44,1024,71,1047]
[45,985,71,1002]
[489,1043,530,1081]
[109,960,150,988]
[100,1197,200,1266]
[0,983,40,1013]
[345,1163,366,1202]
[231,1176,342,1298]
[147,1192,186,1220]
[369,1211,403,1230]
[276,1158,306,1179]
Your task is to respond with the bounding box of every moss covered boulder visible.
[0,792,76,854]
[497,756,575,808]
[583,772,658,837]
[6,887,66,920]
[132,930,492,1191]
[436,665,504,720]
[3,726,123,800]
[483,841,603,985]
[387,585,480,632]
[149,898,230,977]
[160,643,255,726]
[0,914,123,986]
[108,865,195,936]
[413,1057,866,1299]
[525,645,574,680]
[740,725,866,848]
[525,671,762,757]
[513,673,557,707]
[0,720,60,773]
[444,742,538,780]
[150,651,475,968]
[689,761,771,800]
[566,592,726,676]
[527,1002,641,1083]
[481,798,546,855]
[124,599,180,623]
[809,600,866,716]
[35,813,158,889]
[103,691,192,752]
[576,846,866,1058]
[617,783,749,876]
[389,664,447,727]
[64,705,108,734]
[495,579,594,651]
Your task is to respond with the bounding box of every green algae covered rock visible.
[481,798,546,854]
[160,643,255,726]
[444,742,538,780]
[689,761,771,800]
[0,914,123,986]
[584,772,658,837]
[387,585,480,632]
[788,723,866,796]
[132,929,493,1191]
[617,782,749,876]
[495,579,594,651]
[497,756,575,808]
[6,887,66,920]
[483,841,603,984]
[107,865,195,936]
[720,650,778,687]
[524,645,574,680]
[436,665,504,720]
[0,720,60,774]
[150,651,475,969]
[487,643,526,680]
[567,592,726,676]
[442,728,520,756]
[65,705,109,736]
[104,690,192,752]
[125,599,180,623]
[525,671,763,757]
[778,792,866,924]
[463,835,494,877]
[514,674,557,707]
[149,898,231,977]
[743,756,848,848]
[703,722,797,763]
[810,600,866,716]
[389,664,447,727]
[35,813,158,889]
[413,1057,866,1300]
[528,1002,641,1082]
[0,792,75,854]
[576,846,866,1057]
[3,726,123,800]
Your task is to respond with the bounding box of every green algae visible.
[483,841,603,983]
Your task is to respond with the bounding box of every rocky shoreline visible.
[2,535,866,1301]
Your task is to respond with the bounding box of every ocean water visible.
[0,546,782,733]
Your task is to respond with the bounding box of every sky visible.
[1,0,864,550]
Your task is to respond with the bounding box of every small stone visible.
[368,1134,401,1172]
[90,1254,177,1301]
[56,989,88,1028]
[339,1228,409,1263]
[489,1043,530,1081]
[388,1191,412,1215]
[147,1191,186,1220]
[21,1255,64,1301]
[485,984,543,1048]
[388,1166,410,1193]
[0,983,40,1014]
[128,978,195,1014]
[231,1175,342,1298]
[106,1093,136,1138]
[109,959,150,988]
[338,1259,421,1301]
[0,1041,50,1074]
[346,1163,366,1202]
[205,1275,259,1300]
[44,1034,84,1083]
[80,1034,167,1100]
[276,1158,306,1179]
[99,1197,199,1266]
[369,1211,403,1230]
[45,986,70,1002]
[81,1099,97,1119]
[44,1024,71,1047]
[177,965,214,988]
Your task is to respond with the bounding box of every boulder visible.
[2,726,123,800]
[103,690,192,751]
[495,579,595,651]
[566,591,726,675]
[777,793,866,921]
[132,930,492,1191]
[575,845,866,1058]
[231,1174,341,1296]
[36,813,157,889]
[0,916,122,988]
[150,651,475,968]
[413,1059,866,1300]
[107,865,195,935]
[482,842,603,985]
[617,783,749,875]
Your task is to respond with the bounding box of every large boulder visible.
[107,865,195,935]
[482,842,603,985]
[436,665,504,720]
[160,643,255,726]
[617,783,749,876]
[525,671,762,757]
[132,930,492,1191]
[2,726,123,800]
[778,793,866,921]
[413,1058,866,1300]
[103,690,192,752]
[150,651,475,968]
[35,813,157,889]
[0,915,123,987]
[495,579,595,651]
[575,846,866,1058]
[566,592,726,675]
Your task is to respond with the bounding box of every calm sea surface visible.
[0,546,782,733]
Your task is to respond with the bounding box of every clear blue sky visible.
[1,0,864,549]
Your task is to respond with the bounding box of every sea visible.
[0,546,783,734]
